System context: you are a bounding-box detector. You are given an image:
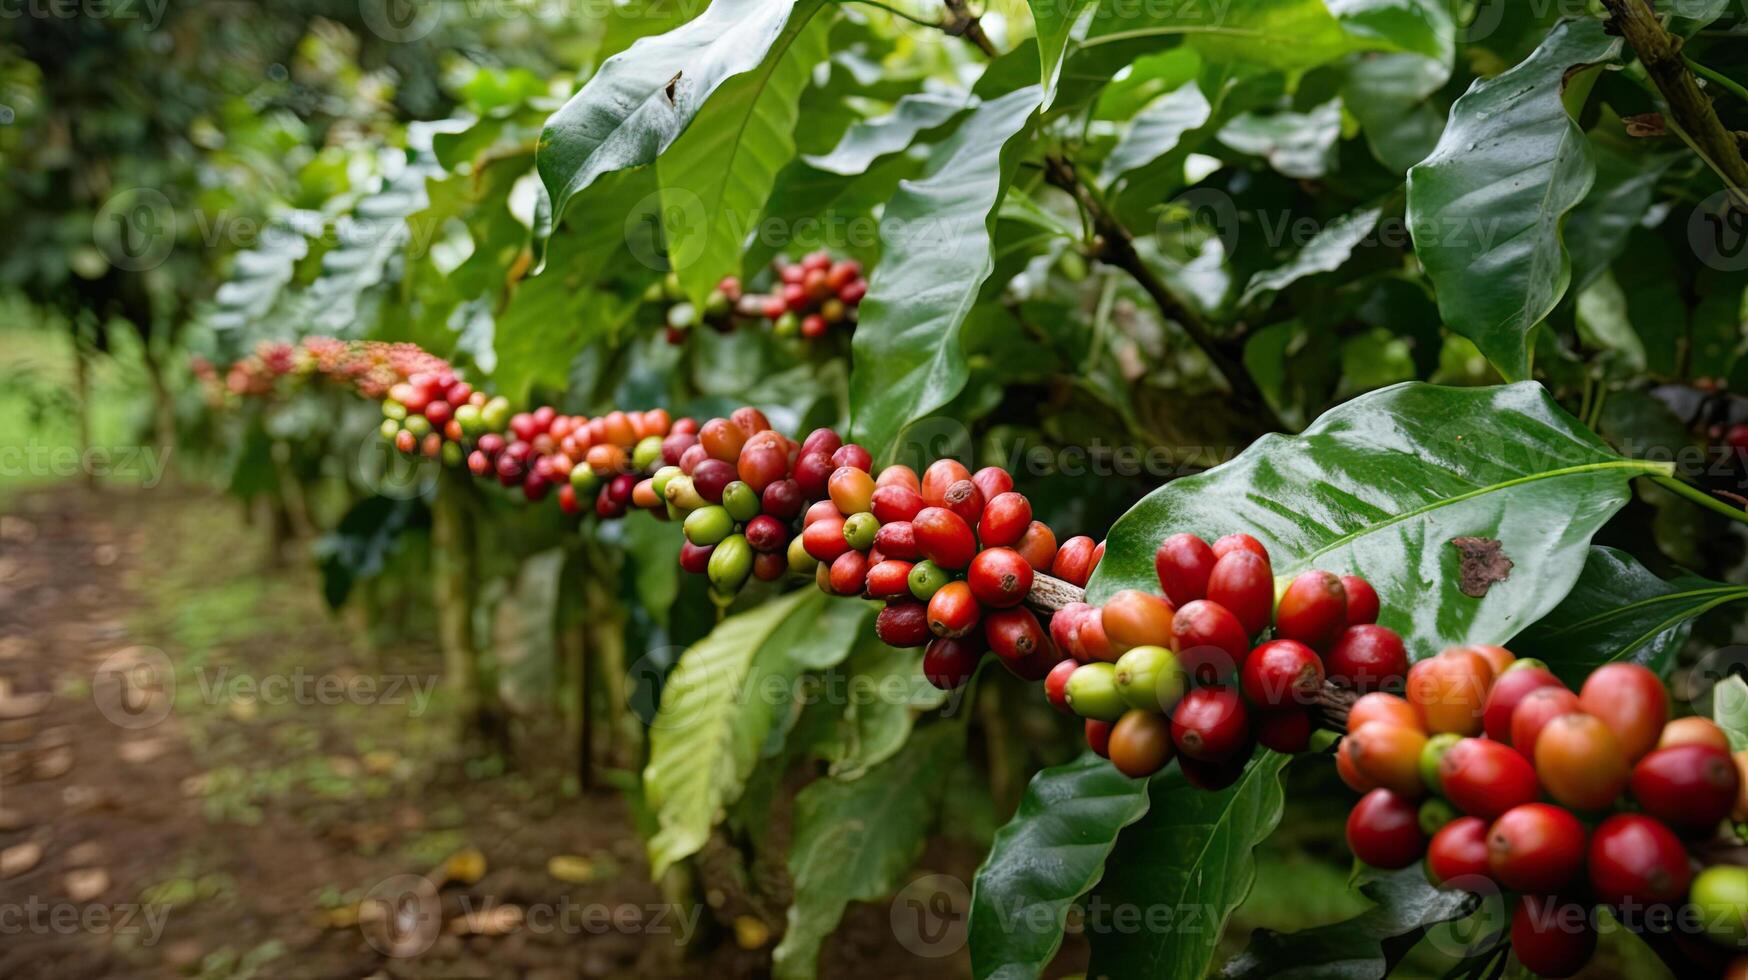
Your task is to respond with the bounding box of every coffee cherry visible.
[1109,710,1175,778]
[875,464,920,492]
[736,443,788,492]
[1406,647,1495,736]
[1211,533,1268,562]
[1114,644,1186,713]
[802,515,850,563]
[876,601,931,648]
[985,607,1049,665]
[1511,895,1596,979]
[1013,521,1058,572]
[913,507,978,570]
[843,512,880,551]
[1690,866,1748,947]
[1086,718,1113,758]
[691,458,736,503]
[1419,732,1460,793]
[1337,743,1379,793]
[698,418,746,462]
[968,547,1033,608]
[969,465,1012,502]
[1340,575,1379,626]
[1481,666,1563,744]
[744,515,789,555]
[1066,662,1125,721]
[824,466,872,516]
[1631,743,1739,835]
[684,505,734,547]
[1324,626,1408,694]
[829,549,869,596]
[679,541,714,575]
[923,636,982,690]
[1487,803,1586,892]
[1045,658,1077,713]
[1345,722,1428,797]
[978,492,1031,548]
[722,480,762,522]
[1439,737,1538,819]
[793,452,834,498]
[679,442,710,475]
[1072,612,1115,663]
[1535,712,1629,811]
[1275,571,1348,651]
[1346,789,1426,870]
[607,473,637,506]
[1154,533,1216,608]
[1240,639,1323,708]
[1052,536,1099,587]
[1348,692,1423,733]
[1171,686,1249,761]
[752,552,786,581]
[829,443,872,473]
[865,560,915,599]
[1255,707,1313,754]
[1101,589,1176,654]
[1205,551,1273,638]
[1461,644,1515,677]
[1511,687,1583,760]
[1049,603,1093,660]
[871,484,925,524]
[1661,716,1732,751]
[873,521,919,560]
[907,560,949,601]
[927,581,981,638]
[1579,663,1668,763]
[707,534,753,592]
[1588,813,1691,909]
[1170,599,1249,684]
[1426,816,1491,886]
[942,479,985,526]
[920,459,971,506]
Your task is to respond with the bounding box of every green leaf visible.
[658,7,831,308]
[1343,52,1450,174]
[1406,18,1622,381]
[1087,382,1672,655]
[314,496,424,611]
[1328,0,1455,63]
[1241,205,1384,307]
[1566,132,1679,293]
[825,635,949,780]
[537,0,818,234]
[848,85,1042,460]
[1220,865,1475,980]
[1099,82,1211,186]
[1030,0,1097,107]
[969,753,1154,980]
[203,213,312,353]
[772,722,961,980]
[1672,0,1733,36]
[1515,546,1748,683]
[803,91,971,176]
[1080,0,1375,74]
[1085,753,1291,979]
[1218,98,1343,180]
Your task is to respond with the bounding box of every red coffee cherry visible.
[1073,611,1115,664]
[1254,707,1313,754]
[1109,709,1175,778]
[803,499,840,526]
[793,451,834,498]
[1169,599,1250,684]
[1511,686,1583,760]
[1326,625,1409,693]
[1630,743,1740,835]
[1345,788,1426,870]
[971,465,1013,503]
[1154,533,1216,608]
[873,521,919,560]
[1179,752,1248,791]
[875,601,931,648]
[1205,551,1273,637]
[831,443,873,472]
[729,405,770,436]
[1578,663,1668,763]
[1170,686,1250,762]
[1481,666,1563,744]
[1511,895,1596,979]
[1085,718,1113,759]
[744,515,790,554]
[698,417,747,462]
[1348,692,1423,733]
[865,559,916,599]
[875,463,920,492]
[828,550,869,596]
[761,479,803,519]
[691,458,737,503]
[1659,716,1731,751]
[1210,533,1268,562]
[1044,658,1077,713]
[871,483,925,524]
[1587,813,1692,909]
[802,515,851,563]
[927,581,981,638]
[1426,816,1491,886]
[1340,574,1380,626]
[923,635,982,690]
[1275,570,1348,651]
[1013,521,1058,572]
[1337,745,1379,793]
[737,442,789,492]
[679,541,713,575]
[801,426,842,457]
[1049,602,1093,661]
[968,547,1034,608]
[1438,737,1538,820]
[752,552,786,581]
[985,607,1049,665]
[1344,722,1427,797]
[1487,803,1586,892]
[1405,647,1495,736]
[943,478,986,525]
[1101,590,1176,654]
[977,492,1032,548]
[912,507,978,570]
[1240,639,1324,708]
[921,459,971,506]
[1051,535,1099,587]
[1534,713,1629,812]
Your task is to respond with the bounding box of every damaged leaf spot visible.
[1451,536,1513,598]
[664,72,682,106]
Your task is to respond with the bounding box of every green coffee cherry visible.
[379,418,402,440]
[651,465,683,500]
[642,280,665,303]
[1419,732,1462,794]
[1504,657,1549,674]
[1065,662,1125,722]
[908,560,950,601]
[842,512,880,551]
[441,441,464,467]
[665,474,707,512]
[1691,866,1748,947]
[570,464,601,495]
[708,534,753,592]
[481,396,511,432]
[1114,645,1186,713]
[773,311,799,338]
[787,535,818,575]
[722,481,761,523]
[454,402,483,436]
[704,288,730,320]
[684,505,734,547]
[1418,798,1458,837]
[382,399,408,421]
[403,415,432,438]
[633,435,665,471]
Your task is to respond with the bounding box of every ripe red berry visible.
[1340,575,1380,625]
[1426,816,1491,886]
[1013,521,1058,572]
[921,459,971,506]
[1170,686,1250,762]
[1255,707,1313,754]
[1439,738,1539,820]
[923,636,982,690]
[1085,718,1113,759]
[1345,789,1425,870]
[872,521,919,560]
[752,552,786,581]
[1205,551,1273,637]
[744,515,789,554]
[737,443,789,492]
[1170,599,1250,684]
[1325,625,1408,693]
[801,427,841,457]
[985,607,1049,667]
[1587,813,1692,909]
[1481,666,1563,744]
[1487,803,1586,892]
[977,492,1032,548]
[1510,687,1583,760]
[927,581,981,638]
[1275,571,1348,651]
[970,466,1013,502]
[1210,533,1268,561]
[691,458,736,503]
[1153,533,1216,607]
[871,484,925,524]
[968,547,1033,608]
[1051,535,1099,587]
[828,549,870,596]
[1578,663,1668,763]
[1050,603,1093,661]
[1534,712,1629,811]
[1510,895,1595,979]
[802,515,850,563]
[1629,743,1740,835]
[793,452,834,498]
[831,443,873,472]
[467,450,491,476]
[876,601,931,648]
[865,559,915,599]
[1240,639,1324,708]
[679,542,714,575]
[942,479,985,525]
[913,506,978,570]
[761,479,803,519]
[1044,658,1077,713]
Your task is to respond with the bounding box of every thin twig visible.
[837,0,942,31]
[1685,53,1748,106]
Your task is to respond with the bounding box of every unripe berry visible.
[1405,646,1495,736]
[1348,692,1422,733]
[1113,644,1186,713]
[684,505,734,547]
[708,535,753,593]
[875,464,920,492]
[1065,662,1125,721]
[1659,716,1731,751]
[1344,721,1427,797]
[1109,710,1175,778]
[829,466,876,515]
[842,512,880,551]
[1534,712,1629,811]
[907,560,949,601]
[721,481,761,523]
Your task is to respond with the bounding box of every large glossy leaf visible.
[1406,19,1622,381]
[1220,865,1475,980]
[536,0,817,233]
[1087,383,1672,655]
[1085,753,1291,979]
[1328,0,1454,62]
[658,7,830,307]
[848,85,1042,460]
[1218,98,1343,179]
[1565,131,1678,294]
[1099,82,1211,186]
[803,91,971,176]
[1079,0,1374,74]
[1515,546,1748,683]
[203,213,313,353]
[969,753,1154,980]
[772,722,960,980]
[1030,0,1096,107]
[1241,205,1383,307]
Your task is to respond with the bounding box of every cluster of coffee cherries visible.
[1341,656,1748,977]
[1046,532,1399,788]
[738,253,867,340]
